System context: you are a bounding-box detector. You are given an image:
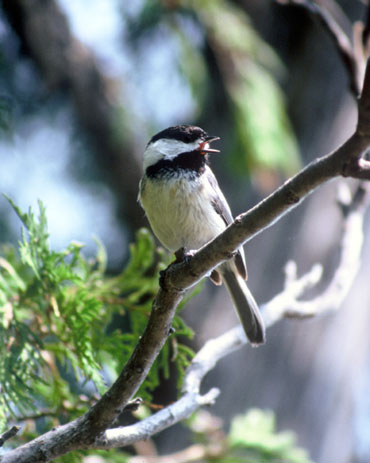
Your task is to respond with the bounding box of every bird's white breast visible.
[139,171,226,252]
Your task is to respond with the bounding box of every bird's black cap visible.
[149,125,207,145]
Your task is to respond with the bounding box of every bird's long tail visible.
[221,267,265,346]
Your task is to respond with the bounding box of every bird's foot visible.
[159,248,195,290]
[174,247,195,264]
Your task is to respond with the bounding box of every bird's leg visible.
[174,247,197,264]
[159,247,195,290]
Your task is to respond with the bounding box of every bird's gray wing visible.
[206,169,248,280]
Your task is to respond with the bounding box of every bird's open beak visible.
[197,136,220,154]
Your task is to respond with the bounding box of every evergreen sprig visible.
[0,199,195,431]
[1,200,313,463]
[186,408,312,463]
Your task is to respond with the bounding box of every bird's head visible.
[143,125,220,170]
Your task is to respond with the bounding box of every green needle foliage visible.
[0,198,195,433]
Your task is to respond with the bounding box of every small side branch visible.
[264,182,370,323]
[276,0,363,95]
[91,328,247,449]
[0,426,21,448]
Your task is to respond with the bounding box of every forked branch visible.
[3,58,370,463]
[84,181,369,451]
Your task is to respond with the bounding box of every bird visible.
[138,125,265,346]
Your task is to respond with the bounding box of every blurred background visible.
[0,0,369,461]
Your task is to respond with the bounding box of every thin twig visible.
[0,426,21,448]
[13,411,58,422]
[277,0,362,95]
[362,1,370,51]
[264,182,370,322]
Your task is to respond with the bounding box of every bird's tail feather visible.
[221,268,265,346]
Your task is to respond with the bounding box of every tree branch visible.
[69,178,370,452]
[89,327,244,450]
[0,426,20,448]
[264,182,370,322]
[3,2,370,457]
[3,57,370,463]
[276,0,363,95]
[362,0,370,53]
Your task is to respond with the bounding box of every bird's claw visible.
[174,247,195,263]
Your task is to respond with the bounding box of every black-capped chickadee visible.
[138,125,265,346]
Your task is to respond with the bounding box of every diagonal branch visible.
[3,50,370,463]
[85,58,370,448]
[86,179,369,451]
[2,3,370,462]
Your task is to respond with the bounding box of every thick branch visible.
[85,180,369,451]
[1,3,369,462]
[3,4,370,462]
[91,328,244,450]
[165,130,370,291]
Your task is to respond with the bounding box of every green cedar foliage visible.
[0,198,195,433]
[0,200,312,462]
[228,409,312,463]
[186,408,312,463]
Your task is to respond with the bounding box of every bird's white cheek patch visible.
[143,139,201,169]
